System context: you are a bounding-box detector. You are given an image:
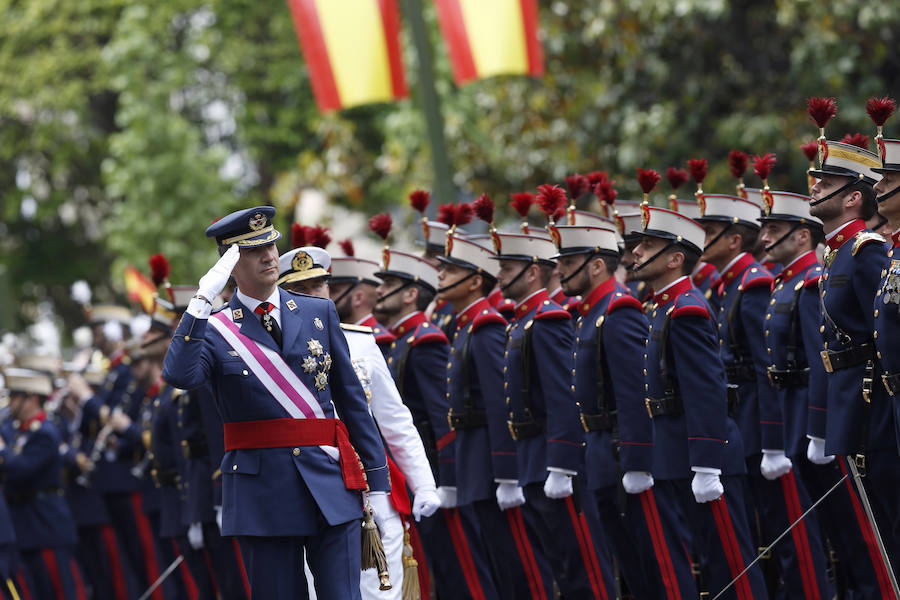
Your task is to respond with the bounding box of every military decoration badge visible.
[640,202,651,230]
[292,251,313,273]
[307,339,323,356]
[314,317,324,330]
[762,189,775,216]
[249,213,266,231]
[883,259,900,306]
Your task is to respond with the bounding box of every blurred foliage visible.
[0,0,898,333]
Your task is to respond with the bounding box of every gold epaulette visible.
[340,323,374,334]
[852,231,886,256]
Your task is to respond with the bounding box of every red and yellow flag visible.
[434,0,543,86]
[124,266,157,314]
[287,0,408,113]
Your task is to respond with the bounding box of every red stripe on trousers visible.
[201,549,220,597]
[285,0,342,112]
[375,0,407,98]
[100,524,129,600]
[172,539,199,600]
[231,539,251,599]
[709,497,753,600]
[406,521,431,596]
[443,509,485,600]
[40,549,65,600]
[578,511,609,598]
[505,508,545,600]
[129,493,163,600]
[563,496,606,600]
[16,570,33,600]
[433,0,478,84]
[838,459,894,597]
[518,0,544,76]
[779,471,820,599]
[69,559,87,600]
[639,490,682,600]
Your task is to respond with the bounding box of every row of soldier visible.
[0,94,898,599]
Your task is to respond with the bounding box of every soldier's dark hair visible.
[800,224,825,248]
[480,274,497,297]
[415,285,435,311]
[731,223,759,253]
[673,245,701,275]
[537,264,555,288]
[597,253,620,275]
[849,180,877,220]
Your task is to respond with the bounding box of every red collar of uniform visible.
[433,298,448,311]
[391,311,427,336]
[653,276,692,305]
[719,253,755,286]
[456,298,491,327]
[892,229,900,249]
[515,289,550,320]
[577,278,616,316]
[825,219,866,251]
[692,262,716,285]
[550,287,566,304]
[145,379,164,399]
[18,411,46,432]
[762,260,778,272]
[778,251,818,282]
[358,314,378,328]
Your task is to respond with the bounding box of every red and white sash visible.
[209,308,339,459]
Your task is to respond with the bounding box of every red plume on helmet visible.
[586,171,608,187]
[437,203,473,230]
[687,158,708,205]
[665,167,689,210]
[807,97,837,129]
[368,213,392,242]
[728,150,749,199]
[866,96,897,128]
[473,193,494,226]
[148,254,170,287]
[437,203,455,226]
[840,133,870,150]
[306,226,332,249]
[637,169,661,208]
[510,193,535,233]
[752,153,776,181]
[564,174,589,199]
[800,141,818,162]
[409,190,430,216]
[338,239,355,257]
[594,179,617,218]
[536,184,567,225]
[291,223,306,249]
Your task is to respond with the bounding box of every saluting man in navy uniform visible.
[631,199,767,599]
[492,227,616,600]
[163,207,390,599]
[808,139,900,573]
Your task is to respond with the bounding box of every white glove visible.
[691,471,724,503]
[622,471,654,494]
[807,437,835,465]
[412,488,441,521]
[109,408,132,433]
[543,470,574,499]
[214,505,223,532]
[760,450,793,480]
[368,491,398,530]
[187,522,204,550]
[198,244,240,302]
[496,482,526,511]
[436,486,458,509]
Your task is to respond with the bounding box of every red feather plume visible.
[339,239,355,257]
[752,153,776,180]
[665,167,689,190]
[807,97,837,129]
[306,226,332,249]
[510,193,535,218]
[687,159,708,184]
[585,171,608,186]
[841,133,870,150]
[637,169,661,194]
[728,150,749,179]
[409,189,430,215]
[368,213,392,241]
[564,174,589,199]
[437,203,474,227]
[865,96,896,127]
[148,254,170,287]
[436,203,454,226]
[800,140,819,162]
[595,180,617,205]
[291,223,306,249]
[536,184,567,218]
[552,206,566,223]
[473,193,494,224]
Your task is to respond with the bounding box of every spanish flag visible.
[124,266,157,314]
[434,0,543,86]
[287,0,408,113]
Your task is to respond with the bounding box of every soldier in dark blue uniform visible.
[163,206,391,599]
[809,139,900,577]
[631,202,767,599]
[329,248,397,356]
[437,227,554,599]
[553,222,688,598]
[0,367,84,600]
[491,228,616,600]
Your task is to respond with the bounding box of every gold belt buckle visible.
[820,350,833,373]
[507,420,518,441]
[644,398,654,419]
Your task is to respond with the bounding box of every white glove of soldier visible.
[188,244,240,317]
[109,407,132,434]
[543,470,574,499]
[368,491,398,528]
[187,522,204,550]
[496,482,526,511]
[436,486,458,509]
[412,487,441,521]
[622,471,654,494]
[760,450,793,480]
[806,437,835,465]
[214,505,223,532]
[691,469,724,503]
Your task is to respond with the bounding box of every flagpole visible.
[399,0,456,212]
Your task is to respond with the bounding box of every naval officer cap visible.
[278,247,331,285]
[206,206,282,248]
